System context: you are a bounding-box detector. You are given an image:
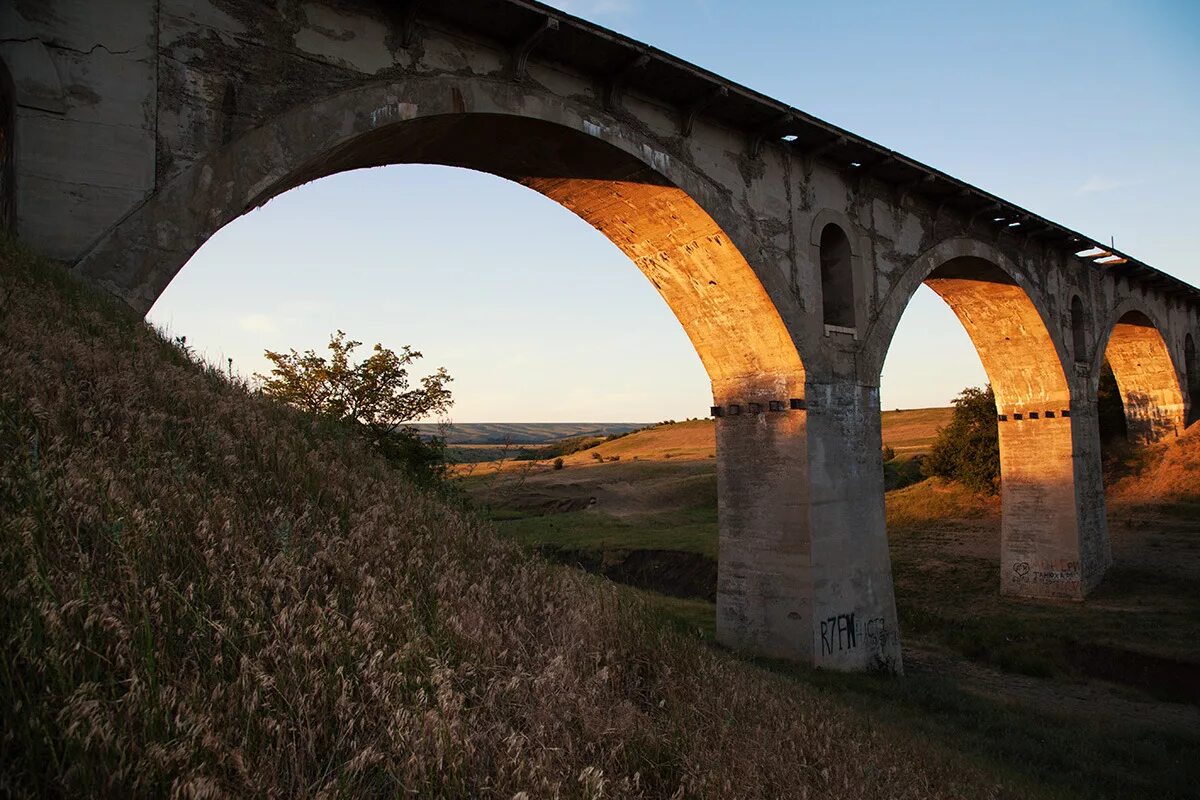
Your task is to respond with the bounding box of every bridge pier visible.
[714,378,902,673]
[806,381,903,671]
[997,395,1111,599]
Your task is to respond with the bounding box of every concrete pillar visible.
[714,380,812,663]
[806,380,902,672]
[996,398,1110,599]
[714,377,902,673]
[1071,396,1113,594]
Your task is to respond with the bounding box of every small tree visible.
[924,385,1000,494]
[257,331,452,483]
[553,457,564,471]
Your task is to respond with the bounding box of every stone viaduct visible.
[5,0,1199,672]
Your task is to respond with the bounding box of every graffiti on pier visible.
[1010,559,1079,585]
[820,612,857,655]
[865,617,890,651]
[820,613,894,665]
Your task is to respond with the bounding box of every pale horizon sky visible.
[148,0,1200,423]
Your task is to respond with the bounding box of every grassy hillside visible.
[570,418,716,463]
[0,242,1030,797]
[467,396,1200,797]
[1109,424,1200,506]
[462,407,951,475]
[570,408,952,463]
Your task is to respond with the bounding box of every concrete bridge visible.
[5,0,1199,672]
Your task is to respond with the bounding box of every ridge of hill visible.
[562,407,952,464]
[411,421,649,444]
[0,241,1016,797]
[459,406,952,472]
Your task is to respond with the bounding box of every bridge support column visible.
[997,397,1110,599]
[714,378,902,673]
[714,379,813,663]
[805,381,902,672]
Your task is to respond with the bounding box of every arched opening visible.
[1187,333,1199,425]
[1071,295,1087,363]
[0,57,15,233]
[921,257,1084,598]
[819,223,855,329]
[877,248,1100,605]
[83,107,804,397]
[1103,311,1185,444]
[94,87,816,663]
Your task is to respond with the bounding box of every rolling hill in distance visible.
[427,406,953,454]
[411,421,651,444]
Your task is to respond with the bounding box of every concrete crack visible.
[0,37,136,57]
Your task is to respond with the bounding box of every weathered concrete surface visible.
[7,0,1199,672]
[4,0,158,259]
[1104,311,1187,443]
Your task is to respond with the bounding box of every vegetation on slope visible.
[1108,422,1200,506]
[924,386,1001,493]
[0,241,1016,797]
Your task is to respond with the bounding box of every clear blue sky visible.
[149,0,1200,422]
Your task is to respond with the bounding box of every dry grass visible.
[0,240,1021,798]
[1108,422,1200,505]
[886,478,999,529]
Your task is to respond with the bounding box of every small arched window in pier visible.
[820,223,855,329]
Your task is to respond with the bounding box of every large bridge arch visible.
[76,72,882,668]
[866,237,1071,377]
[866,237,1110,598]
[75,75,805,398]
[1092,298,1187,444]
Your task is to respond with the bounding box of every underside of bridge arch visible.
[1103,311,1185,444]
[199,113,805,398]
[924,256,1070,410]
[79,99,842,667]
[918,256,1108,598]
[265,114,821,663]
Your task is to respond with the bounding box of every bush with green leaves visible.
[923,385,1001,494]
[257,330,452,486]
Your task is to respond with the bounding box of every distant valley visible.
[410,421,652,445]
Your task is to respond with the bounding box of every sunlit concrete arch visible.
[76,72,844,669]
[864,237,1071,388]
[1093,297,1187,443]
[75,74,805,398]
[864,236,1109,599]
[1187,333,1200,426]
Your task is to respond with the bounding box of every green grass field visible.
[471,420,1200,800]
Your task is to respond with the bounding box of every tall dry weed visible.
[0,242,1009,798]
